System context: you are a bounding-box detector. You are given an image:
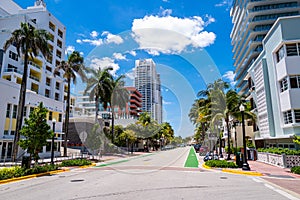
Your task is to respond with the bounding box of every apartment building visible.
[231,0,300,96]
[134,59,163,124]
[248,16,300,148]
[0,0,66,160]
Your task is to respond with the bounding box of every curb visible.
[202,163,263,176]
[0,168,70,185]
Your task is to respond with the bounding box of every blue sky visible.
[14,0,235,138]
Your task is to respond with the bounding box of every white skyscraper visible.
[134,59,162,124]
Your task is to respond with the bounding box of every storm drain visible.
[70,179,85,182]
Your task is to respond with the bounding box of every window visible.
[276,45,285,62]
[12,105,17,119]
[45,89,50,98]
[23,107,27,117]
[10,131,15,135]
[46,77,51,86]
[46,66,52,72]
[280,77,288,92]
[59,113,62,122]
[295,110,300,123]
[58,29,63,38]
[55,93,59,101]
[6,104,11,118]
[55,82,60,90]
[49,111,53,121]
[9,51,18,61]
[286,43,298,56]
[283,110,293,124]
[4,130,9,135]
[290,76,300,89]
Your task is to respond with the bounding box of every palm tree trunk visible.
[64,79,71,157]
[12,52,29,162]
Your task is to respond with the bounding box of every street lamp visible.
[239,104,250,170]
[51,118,56,165]
[218,125,223,158]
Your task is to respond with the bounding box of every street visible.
[0,147,299,200]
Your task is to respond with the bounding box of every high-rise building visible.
[134,59,163,123]
[230,0,300,96]
[0,0,66,160]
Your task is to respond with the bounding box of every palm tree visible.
[54,51,86,157]
[3,22,51,161]
[109,75,129,143]
[84,67,113,122]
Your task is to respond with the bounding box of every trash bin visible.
[236,153,242,168]
[21,156,31,169]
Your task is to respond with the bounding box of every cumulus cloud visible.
[215,0,233,10]
[113,52,126,60]
[131,14,216,55]
[90,30,99,38]
[222,71,236,86]
[65,45,75,55]
[89,57,120,76]
[160,7,172,16]
[76,31,124,46]
[129,50,137,56]
[125,68,135,80]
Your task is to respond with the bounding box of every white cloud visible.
[65,45,75,55]
[125,68,135,80]
[76,31,124,47]
[215,0,233,10]
[160,7,172,16]
[90,30,99,38]
[162,0,169,2]
[89,57,120,76]
[163,100,172,105]
[131,15,216,55]
[222,71,236,86]
[129,50,137,56]
[102,31,124,44]
[113,53,126,60]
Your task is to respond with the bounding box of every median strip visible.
[184,147,199,168]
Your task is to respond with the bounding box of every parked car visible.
[193,144,201,152]
[203,152,219,162]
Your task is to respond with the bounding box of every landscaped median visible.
[0,159,94,184]
[202,160,263,176]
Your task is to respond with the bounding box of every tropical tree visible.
[84,67,113,122]
[158,122,174,145]
[109,75,129,143]
[138,112,152,126]
[3,22,51,161]
[54,51,86,157]
[118,129,137,150]
[19,103,52,164]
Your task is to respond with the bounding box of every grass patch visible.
[291,166,300,174]
[184,147,199,168]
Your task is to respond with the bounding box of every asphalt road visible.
[0,146,299,200]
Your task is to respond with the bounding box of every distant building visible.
[0,0,66,160]
[134,59,163,123]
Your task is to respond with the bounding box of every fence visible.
[257,152,300,168]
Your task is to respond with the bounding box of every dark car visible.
[193,144,201,152]
[203,152,219,162]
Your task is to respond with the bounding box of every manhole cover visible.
[70,179,85,182]
[220,177,228,179]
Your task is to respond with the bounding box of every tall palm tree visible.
[109,75,129,143]
[84,67,113,122]
[54,51,86,157]
[3,22,51,161]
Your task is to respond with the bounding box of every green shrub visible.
[205,160,238,168]
[291,166,300,174]
[257,148,300,155]
[0,164,59,180]
[60,159,92,167]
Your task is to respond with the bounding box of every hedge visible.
[205,160,238,168]
[291,166,300,174]
[257,148,300,155]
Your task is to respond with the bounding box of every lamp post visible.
[218,125,223,158]
[51,118,56,165]
[239,104,250,170]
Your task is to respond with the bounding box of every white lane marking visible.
[264,183,300,200]
[251,177,263,183]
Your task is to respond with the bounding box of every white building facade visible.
[134,59,163,124]
[248,16,300,149]
[0,0,66,160]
